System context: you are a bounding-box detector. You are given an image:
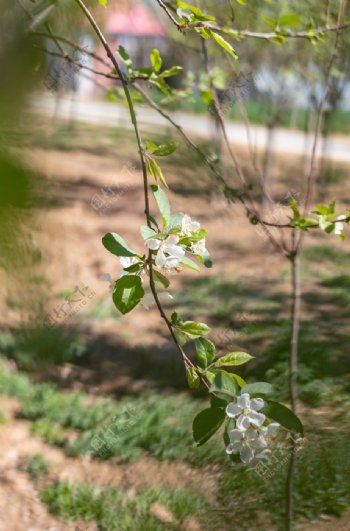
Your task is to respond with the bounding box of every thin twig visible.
[155,0,183,30]
[73,0,204,383]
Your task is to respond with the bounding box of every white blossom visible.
[226,426,268,464]
[226,393,265,430]
[191,238,207,257]
[181,214,201,236]
[119,256,139,277]
[100,273,115,291]
[146,235,185,271]
[334,214,346,236]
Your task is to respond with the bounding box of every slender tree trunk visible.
[286,230,301,531]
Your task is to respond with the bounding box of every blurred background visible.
[0,0,350,529]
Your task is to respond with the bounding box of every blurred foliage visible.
[40,481,205,530]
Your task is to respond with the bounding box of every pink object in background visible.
[106,2,165,36]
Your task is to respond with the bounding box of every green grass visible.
[40,481,205,530]
[0,356,222,465]
[23,453,51,480]
[218,431,350,528]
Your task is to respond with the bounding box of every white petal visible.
[250,397,265,411]
[225,402,241,418]
[166,244,185,259]
[240,444,255,464]
[226,442,240,455]
[266,422,280,438]
[228,428,244,443]
[146,239,161,250]
[166,235,179,246]
[236,415,250,431]
[256,449,271,460]
[237,393,250,409]
[155,248,167,268]
[247,410,266,427]
[165,256,180,269]
[190,221,200,232]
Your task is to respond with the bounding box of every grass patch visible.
[40,480,205,530]
[0,356,222,465]
[23,453,51,480]
[218,432,350,527]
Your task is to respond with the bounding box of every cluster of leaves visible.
[288,199,349,238]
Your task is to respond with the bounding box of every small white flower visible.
[226,393,265,430]
[226,426,267,464]
[146,235,185,272]
[191,238,207,257]
[334,214,346,235]
[119,256,138,277]
[181,214,201,236]
[100,273,115,291]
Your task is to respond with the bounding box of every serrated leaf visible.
[180,321,211,339]
[210,371,238,398]
[214,351,253,367]
[151,185,171,226]
[263,400,304,435]
[241,382,273,395]
[195,337,216,368]
[112,275,144,314]
[150,49,162,73]
[192,407,225,446]
[102,232,137,257]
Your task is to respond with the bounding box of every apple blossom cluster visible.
[145,214,208,273]
[225,393,280,464]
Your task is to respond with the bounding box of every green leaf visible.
[140,225,157,240]
[263,400,304,435]
[150,49,162,73]
[152,142,178,157]
[209,31,237,59]
[210,371,238,398]
[112,275,144,314]
[192,407,225,446]
[180,321,211,339]
[241,382,273,396]
[153,269,170,288]
[96,0,108,5]
[148,159,168,188]
[210,395,228,408]
[214,351,253,367]
[229,373,246,387]
[197,249,213,268]
[195,337,216,368]
[102,232,137,257]
[186,367,200,389]
[159,66,183,78]
[117,46,132,68]
[262,15,277,27]
[167,212,184,232]
[151,185,171,226]
[180,256,201,272]
[279,14,301,27]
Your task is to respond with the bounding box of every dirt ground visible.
[1,119,350,530]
